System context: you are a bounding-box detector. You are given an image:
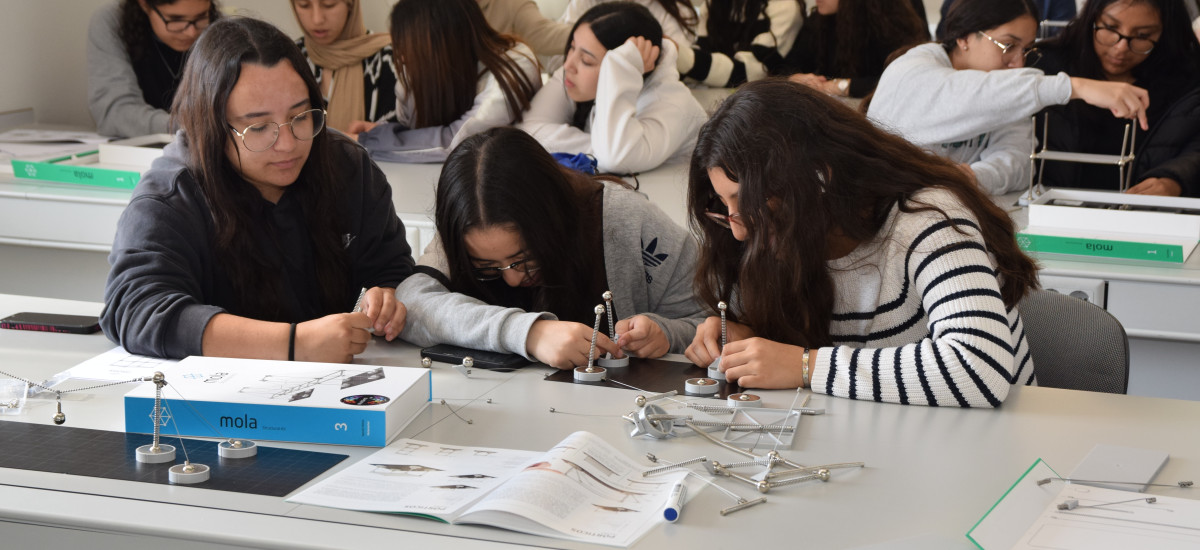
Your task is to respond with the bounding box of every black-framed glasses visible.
[1094,24,1157,55]
[471,258,541,281]
[229,109,327,153]
[151,5,212,33]
[704,195,742,229]
[977,31,1041,64]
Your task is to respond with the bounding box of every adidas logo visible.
[642,238,668,268]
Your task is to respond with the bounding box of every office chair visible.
[1019,289,1130,394]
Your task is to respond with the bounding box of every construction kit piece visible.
[708,301,728,381]
[597,291,629,369]
[574,305,608,383]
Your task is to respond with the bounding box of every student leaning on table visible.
[101,17,414,363]
[396,127,704,368]
[866,0,1151,195]
[351,0,541,163]
[88,0,220,138]
[519,2,707,174]
[686,79,1038,407]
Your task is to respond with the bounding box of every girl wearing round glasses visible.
[290,0,400,134]
[102,17,415,362]
[351,0,541,163]
[396,127,704,368]
[687,79,1038,406]
[88,0,220,138]
[867,0,1150,195]
[1032,0,1200,196]
[519,2,707,174]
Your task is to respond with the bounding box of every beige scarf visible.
[295,0,392,132]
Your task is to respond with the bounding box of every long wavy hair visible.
[705,0,803,54]
[1044,0,1199,83]
[389,0,539,128]
[688,79,1039,348]
[817,0,927,76]
[118,0,221,61]
[651,0,700,39]
[937,0,1038,51]
[171,17,349,320]
[437,127,628,322]
[565,2,664,130]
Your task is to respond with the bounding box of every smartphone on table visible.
[420,344,529,372]
[0,312,102,335]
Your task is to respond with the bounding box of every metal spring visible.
[761,471,827,492]
[688,419,795,432]
[643,456,708,477]
[686,403,737,415]
[765,462,864,479]
[586,305,604,369]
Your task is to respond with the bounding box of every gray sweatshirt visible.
[867,43,1073,195]
[396,182,704,359]
[87,2,171,138]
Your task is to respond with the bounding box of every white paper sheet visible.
[1012,483,1200,550]
[65,347,178,382]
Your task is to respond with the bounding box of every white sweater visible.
[867,43,1074,195]
[358,43,542,163]
[812,188,1035,407]
[559,0,696,52]
[519,40,707,174]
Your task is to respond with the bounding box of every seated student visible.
[478,0,573,58]
[559,0,699,52]
[88,0,220,137]
[1032,0,1200,196]
[685,79,1038,407]
[519,2,707,174]
[291,0,399,134]
[677,0,804,88]
[101,17,414,362]
[397,127,704,368]
[867,0,1150,195]
[353,0,541,163]
[784,0,929,98]
[937,0,1076,39]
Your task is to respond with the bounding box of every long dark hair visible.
[937,0,1038,52]
[565,2,664,130]
[688,79,1039,348]
[651,0,700,39]
[705,0,802,54]
[437,127,623,321]
[1045,0,1199,82]
[118,0,221,61]
[822,0,927,76]
[390,0,539,128]
[171,17,348,319]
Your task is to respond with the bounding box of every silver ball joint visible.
[463,357,474,368]
[602,291,613,301]
[718,301,727,312]
[594,304,606,315]
[421,357,432,368]
[634,395,647,407]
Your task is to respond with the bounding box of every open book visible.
[287,431,689,547]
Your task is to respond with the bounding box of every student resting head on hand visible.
[88,0,221,137]
[687,78,1039,407]
[101,17,415,362]
[396,127,705,369]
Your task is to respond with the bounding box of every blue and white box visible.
[124,357,431,447]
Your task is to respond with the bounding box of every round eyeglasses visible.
[229,109,327,153]
[1093,24,1157,55]
[976,31,1041,65]
[704,195,742,229]
[151,5,212,33]
[472,258,541,281]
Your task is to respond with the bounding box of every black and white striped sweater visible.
[677,0,803,88]
[813,188,1035,408]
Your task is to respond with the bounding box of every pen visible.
[663,481,687,522]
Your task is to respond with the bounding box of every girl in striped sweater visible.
[685,78,1038,407]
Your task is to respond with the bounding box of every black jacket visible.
[101,133,414,358]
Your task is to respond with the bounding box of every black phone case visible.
[420,344,529,370]
[0,314,101,335]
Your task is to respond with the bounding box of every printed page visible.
[458,431,687,547]
[286,438,541,520]
[1012,483,1200,549]
[67,346,178,382]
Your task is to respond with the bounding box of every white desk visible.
[2,293,1199,550]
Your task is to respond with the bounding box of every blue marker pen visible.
[663,481,687,522]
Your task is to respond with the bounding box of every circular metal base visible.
[707,357,725,381]
[573,366,606,382]
[597,355,629,369]
[630,403,674,438]
[136,443,176,463]
[168,462,211,484]
[685,377,720,395]
[727,393,763,407]
[218,439,258,459]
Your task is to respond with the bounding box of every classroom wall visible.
[0,0,568,131]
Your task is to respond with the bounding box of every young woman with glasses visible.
[290,0,400,134]
[88,0,220,138]
[520,2,707,175]
[1032,0,1200,196]
[687,78,1039,406]
[396,127,704,368]
[101,17,415,362]
[867,0,1150,195]
[350,0,541,163]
